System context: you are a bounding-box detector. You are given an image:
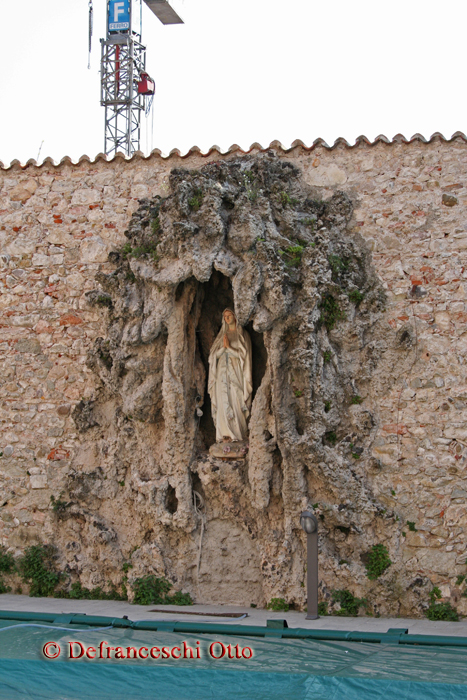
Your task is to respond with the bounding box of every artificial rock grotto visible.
[1,134,467,617]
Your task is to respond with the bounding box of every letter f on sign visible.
[114,2,125,22]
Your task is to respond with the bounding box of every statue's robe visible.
[208,313,252,442]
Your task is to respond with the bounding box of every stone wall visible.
[1,134,467,616]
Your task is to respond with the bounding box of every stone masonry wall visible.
[1,134,467,615]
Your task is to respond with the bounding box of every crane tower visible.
[100,0,183,158]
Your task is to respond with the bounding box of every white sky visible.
[0,0,466,165]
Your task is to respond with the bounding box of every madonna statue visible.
[208,309,253,444]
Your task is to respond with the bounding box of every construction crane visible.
[99,0,183,158]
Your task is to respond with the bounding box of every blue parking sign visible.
[108,0,130,31]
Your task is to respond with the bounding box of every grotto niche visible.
[67,152,418,611]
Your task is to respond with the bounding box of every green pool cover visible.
[0,613,466,699]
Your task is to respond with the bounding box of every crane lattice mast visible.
[100,1,183,158]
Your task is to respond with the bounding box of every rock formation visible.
[53,150,426,613]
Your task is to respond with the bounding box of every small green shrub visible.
[244,171,259,202]
[19,545,62,597]
[324,431,337,446]
[426,587,459,621]
[279,244,305,268]
[331,589,367,616]
[121,241,159,261]
[132,575,172,605]
[348,289,364,305]
[323,350,332,363]
[324,400,331,413]
[170,591,193,606]
[317,602,328,616]
[365,544,391,580]
[188,188,204,211]
[407,521,417,532]
[151,216,161,234]
[319,294,345,331]
[132,574,193,606]
[122,562,133,574]
[266,597,289,612]
[456,574,465,586]
[0,579,11,594]
[351,395,363,405]
[294,389,303,398]
[279,192,298,207]
[328,254,349,278]
[95,295,113,308]
[0,546,15,573]
[50,495,71,519]
[55,581,127,601]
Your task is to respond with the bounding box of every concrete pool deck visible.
[1,594,466,637]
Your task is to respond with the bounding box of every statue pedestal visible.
[209,440,249,461]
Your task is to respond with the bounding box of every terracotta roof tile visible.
[1,132,466,171]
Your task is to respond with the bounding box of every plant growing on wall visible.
[19,545,62,597]
[266,597,289,612]
[426,587,459,621]
[319,294,345,331]
[331,589,367,616]
[365,544,392,580]
[132,574,192,606]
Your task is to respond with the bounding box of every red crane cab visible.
[138,72,155,95]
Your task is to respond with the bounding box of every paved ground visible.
[1,594,466,637]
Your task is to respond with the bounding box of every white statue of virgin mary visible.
[208,309,253,443]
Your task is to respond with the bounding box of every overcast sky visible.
[1,0,466,165]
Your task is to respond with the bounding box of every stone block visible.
[16,338,41,354]
[80,236,111,263]
[30,474,48,489]
[304,164,347,187]
[9,180,38,202]
[32,254,50,267]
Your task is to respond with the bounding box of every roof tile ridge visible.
[94,152,109,163]
[332,137,352,149]
[268,140,286,151]
[204,145,222,156]
[450,131,467,142]
[408,133,428,143]
[355,135,373,147]
[7,159,25,170]
[373,134,391,145]
[289,139,307,150]
[167,148,181,158]
[226,144,243,154]
[312,138,331,149]
[428,132,447,143]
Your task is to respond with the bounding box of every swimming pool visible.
[0,611,466,699]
